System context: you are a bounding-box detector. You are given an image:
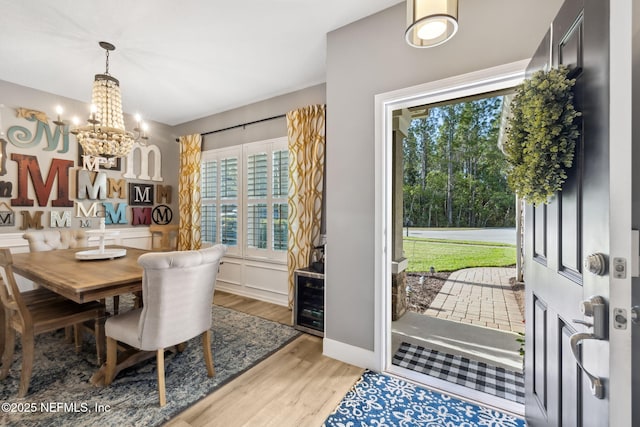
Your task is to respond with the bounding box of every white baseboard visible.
[323,338,379,370]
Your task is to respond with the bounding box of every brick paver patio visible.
[424,267,524,334]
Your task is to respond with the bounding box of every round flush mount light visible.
[405,0,459,48]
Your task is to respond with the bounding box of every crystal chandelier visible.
[71,41,147,158]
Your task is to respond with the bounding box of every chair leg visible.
[157,348,166,407]
[1,328,15,379]
[74,324,82,353]
[0,308,5,359]
[65,326,73,343]
[112,296,120,315]
[105,336,117,385]
[202,330,215,377]
[95,317,105,366]
[18,332,35,397]
[133,291,143,309]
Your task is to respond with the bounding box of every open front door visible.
[524,0,613,425]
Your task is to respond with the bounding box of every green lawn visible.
[403,237,516,272]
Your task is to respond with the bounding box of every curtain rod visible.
[202,113,286,136]
[175,114,286,142]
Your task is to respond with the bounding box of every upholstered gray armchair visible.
[104,244,226,406]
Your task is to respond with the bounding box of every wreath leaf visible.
[504,66,581,205]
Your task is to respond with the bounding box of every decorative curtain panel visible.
[178,134,202,250]
[286,104,326,308]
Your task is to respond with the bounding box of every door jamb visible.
[608,1,633,426]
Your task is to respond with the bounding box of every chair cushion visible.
[136,245,225,270]
[105,308,144,348]
[23,230,88,252]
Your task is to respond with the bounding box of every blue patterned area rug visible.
[0,305,300,427]
[323,370,526,427]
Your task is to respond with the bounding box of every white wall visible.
[324,0,563,362]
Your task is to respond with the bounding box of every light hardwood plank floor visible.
[212,291,293,325]
[164,291,364,427]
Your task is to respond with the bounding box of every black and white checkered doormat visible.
[392,342,525,403]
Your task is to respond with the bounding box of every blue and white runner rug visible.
[323,370,526,427]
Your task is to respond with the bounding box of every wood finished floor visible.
[164,291,364,427]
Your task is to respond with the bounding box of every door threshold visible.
[386,365,525,417]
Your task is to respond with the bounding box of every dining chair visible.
[148,224,179,251]
[22,230,88,251]
[0,248,105,397]
[22,230,120,315]
[104,244,226,406]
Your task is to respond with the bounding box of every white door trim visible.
[608,0,633,425]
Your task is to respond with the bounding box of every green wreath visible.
[503,66,581,205]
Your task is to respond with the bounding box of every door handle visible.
[569,296,607,399]
[569,331,605,399]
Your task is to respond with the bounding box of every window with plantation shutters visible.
[273,149,288,198]
[201,147,240,255]
[272,149,289,252]
[201,137,288,263]
[247,153,268,198]
[201,159,217,244]
[245,139,288,259]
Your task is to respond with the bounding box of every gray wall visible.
[0,80,178,231]
[325,1,563,351]
[173,84,326,149]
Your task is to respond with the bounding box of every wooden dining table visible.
[10,245,149,384]
[11,245,148,304]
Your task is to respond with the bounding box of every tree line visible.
[403,96,515,228]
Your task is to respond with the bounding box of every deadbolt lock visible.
[584,253,608,276]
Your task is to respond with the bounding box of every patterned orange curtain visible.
[177,134,202,250]
[286,105,326,308]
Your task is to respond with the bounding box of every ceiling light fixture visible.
[71,41,148,158]
[405,0,459,48]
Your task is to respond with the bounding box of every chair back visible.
[23,230,88,252]
[136,244,226,350]
[0,248,30,326]
[149,224,179,251]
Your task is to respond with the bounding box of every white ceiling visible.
[0,0,403,126]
